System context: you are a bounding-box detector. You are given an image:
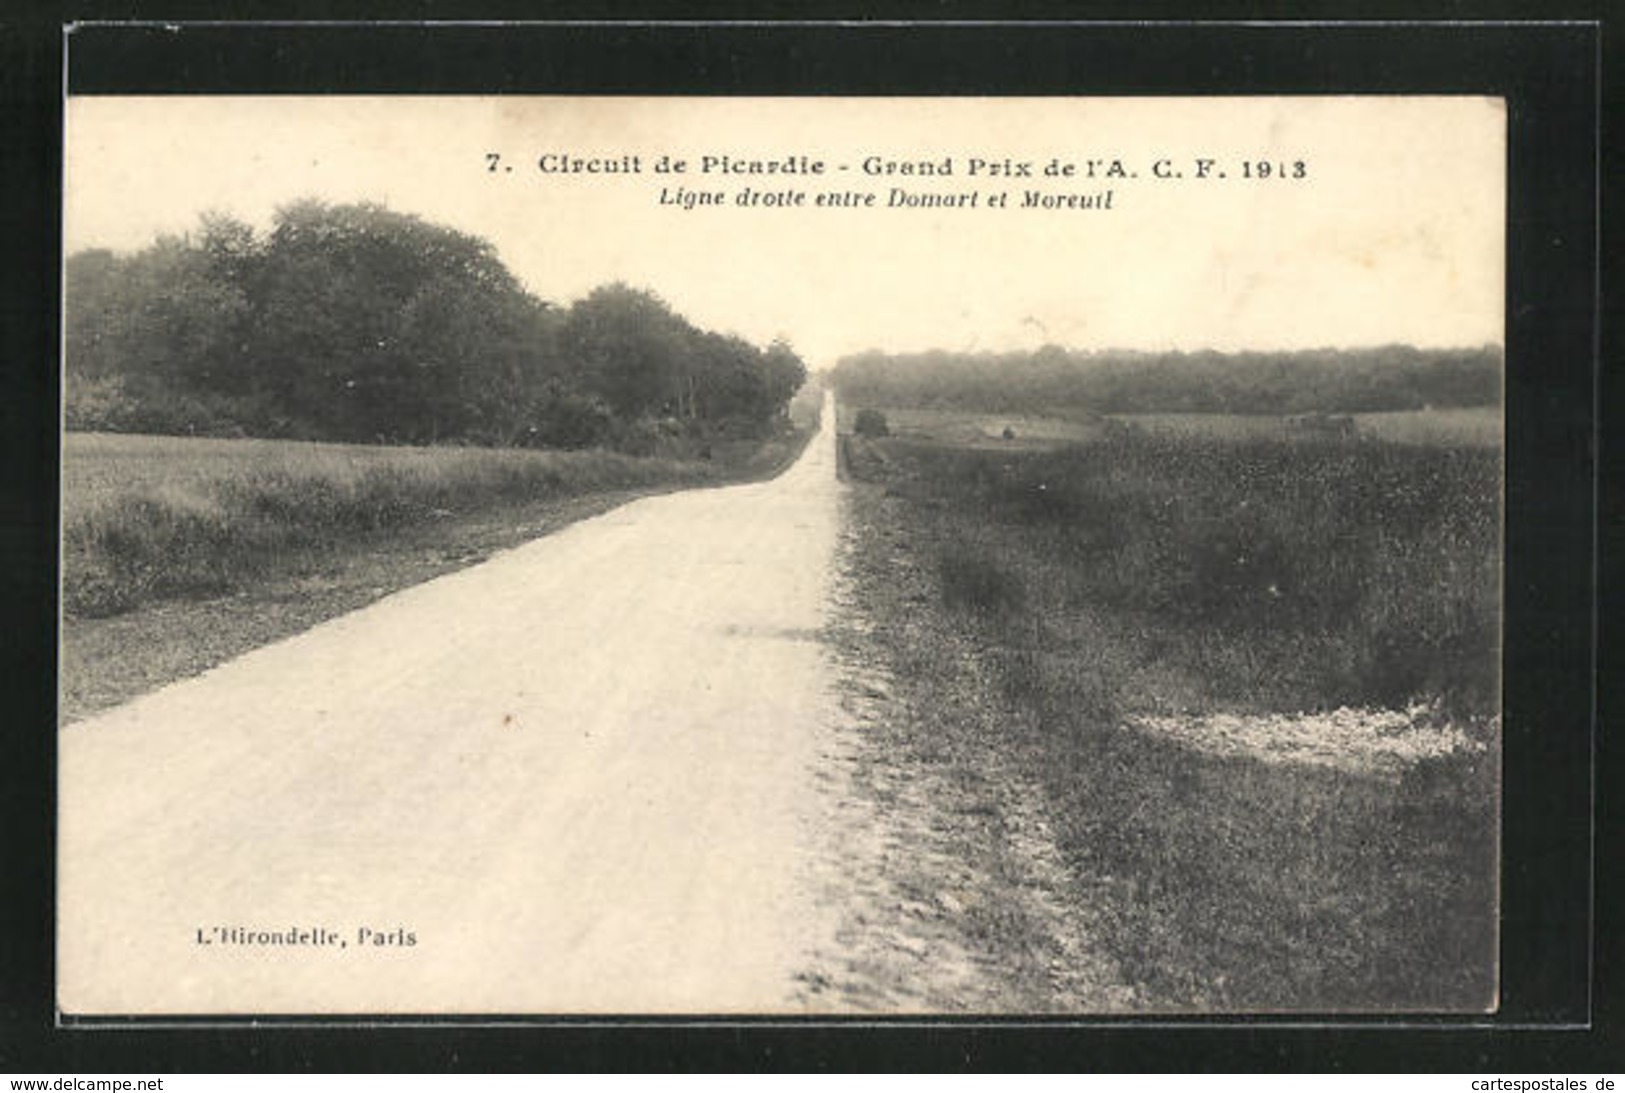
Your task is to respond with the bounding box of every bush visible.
[526,386,615,449]
[853,408,890,437]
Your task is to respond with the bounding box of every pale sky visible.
[65,96,1505,369]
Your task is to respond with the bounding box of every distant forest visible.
[65,200,806,448]
[831,344,1502,416]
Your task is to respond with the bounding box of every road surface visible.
[60,393,849,1015]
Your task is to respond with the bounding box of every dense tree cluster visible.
[830,344,1501,416]
[66,201,806,448]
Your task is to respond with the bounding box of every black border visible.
[3,9,1612,1073]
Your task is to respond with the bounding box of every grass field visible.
[840,420,1500,1010]
[62,433,754,619]
[1351,407,1503,446]
[1115,406,1501,446]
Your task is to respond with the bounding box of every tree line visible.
[830,344,1501,416]
[66,200,807,449]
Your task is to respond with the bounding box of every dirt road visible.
[61,395,852,1015]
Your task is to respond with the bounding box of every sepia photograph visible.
[57,93,1506,1018]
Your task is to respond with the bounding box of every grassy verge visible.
[841,428,1499,1011]
[62,425,812,721]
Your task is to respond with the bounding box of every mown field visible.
[1119,406,1502,447]
[840,416,1500,1011]
[845,404,1502,450]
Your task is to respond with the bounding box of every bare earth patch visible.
[1127,703,1494,778]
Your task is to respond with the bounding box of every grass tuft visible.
[938,551,1026,620]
